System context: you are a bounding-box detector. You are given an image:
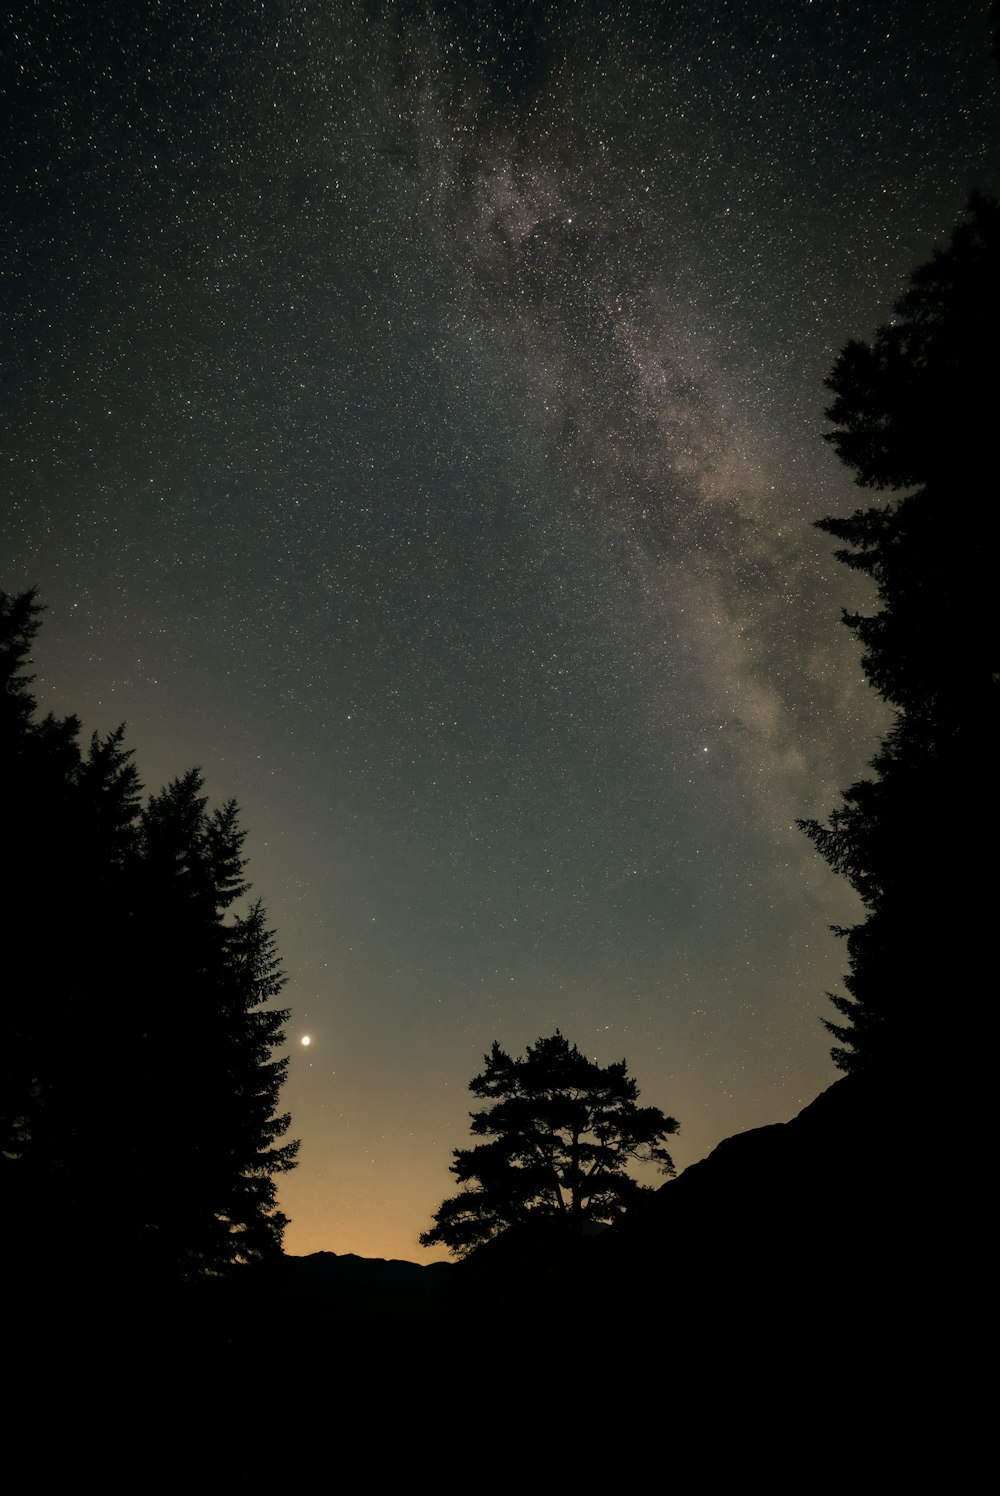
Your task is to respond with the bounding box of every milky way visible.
[4,2,998,1258]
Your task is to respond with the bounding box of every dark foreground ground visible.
[6,1073,971,1475]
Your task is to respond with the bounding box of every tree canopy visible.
[420,1032,679,1258]
[801,194,999,1073]
[1,590,298,1284]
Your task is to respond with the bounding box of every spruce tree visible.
[801,195,999,1075]
[0,590,298,1284]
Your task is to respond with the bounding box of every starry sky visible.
[4,1,998,1262]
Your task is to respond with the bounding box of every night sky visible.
[4,2,998,1262]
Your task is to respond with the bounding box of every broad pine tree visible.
[1,591,298,1284]
[421,1032,678,1258]
[801,195,999,1076]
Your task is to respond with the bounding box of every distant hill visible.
[275,1249,455,1326]
[10,1072,930,1375]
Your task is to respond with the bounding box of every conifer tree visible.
[421,1032,678,1258]
[801,195,999,1074]
[0,590,298,1283]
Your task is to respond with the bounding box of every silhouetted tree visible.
[420,1032,678,1257]
[1,590,298,1284]
[801,194,999,1074]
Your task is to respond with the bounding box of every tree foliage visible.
[420,1032,678,1258]
[1,590,298,1282]
[801,194,999,1073]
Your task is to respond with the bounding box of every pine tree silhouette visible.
[801,196,1000,1075]
[1,590,298,1287]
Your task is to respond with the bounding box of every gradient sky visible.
[4,1,998,1262]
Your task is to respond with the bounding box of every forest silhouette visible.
[1,592,298,1304]
[800,193,999,1082]
[4,198,992,1394]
